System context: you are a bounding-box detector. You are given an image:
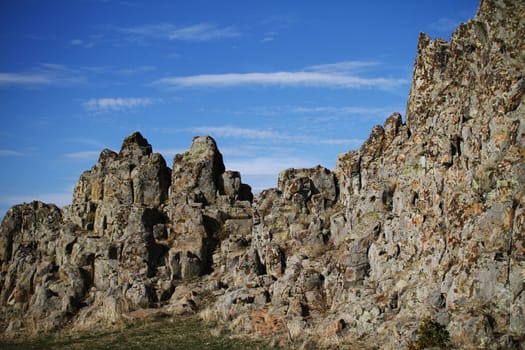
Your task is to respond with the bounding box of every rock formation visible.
[0,0,523,348]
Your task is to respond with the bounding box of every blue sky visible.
[0,0,478,218]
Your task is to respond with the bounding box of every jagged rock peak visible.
[119,131,153,159]
[97,148,118,165]
[406,0,524,134]
[189,136,223,158]
[171,135,226,205]
[70,131,171,232]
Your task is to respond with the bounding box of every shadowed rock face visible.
[0,0,523,348]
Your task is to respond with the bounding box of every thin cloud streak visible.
[63,151,101,160]
[240,174,278,193]
[305,61,379,73]
[116,65,157,75]
[69,38,96,48]
[70,39,84,46]
[119,22,240,42]
[155,61,408,89]
[177,126,364,148]
[319,139,363,146]
[83,97,158,112]
[156,72,406,89]
[169,23,240,41]
[156,148,186,160]
[288,105,395,115]
[0,149,26,157]
[261,31,278,43]
[199,104,400,118]
[226,157,317,176]
[1,192,72,208]
[0,73,51,85]
[69,34,105,48]
[261,14,297,26]
[429,17,464,33]
[186,126,310,143]
[0,64,85,87]
[156,146,270,162]
[191,126,279,140]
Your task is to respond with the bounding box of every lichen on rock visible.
[0,0,524,348]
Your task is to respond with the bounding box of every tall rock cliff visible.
[0,0,523,348]
[332,0,524,346]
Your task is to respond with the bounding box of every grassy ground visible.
[0,315,277,350]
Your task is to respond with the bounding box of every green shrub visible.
[408,317,451,350]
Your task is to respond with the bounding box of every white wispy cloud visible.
[116,65,157,75]
[0,192,72,208]
[0,72,51,85]
[0,181,76,211]
[156,146,261,163]
[428,8,476,35]
[198,104,398,119]
[156,148,186,160]
[156,72,406,89]
[0,64,85,87]
[238,174,277,193]
[305,61,379,73]
[185,126,313,144]
[190,126,280,140]
[154,61,408,89]
[156,125,365,193]
[63,151,101,160]
[218,145,289,158]
[319,139,363,147]
[69,37,98,48]
[288,105,395,116]
[119,22,240,42]
[261,14,297,27]
[169,23,240,41]
[226,157,317,176]
[429,17,464,33]
[261,31,278,43]
[0,149,25,157]
[83,97,158,112]
[71,137,106,148]
[71,22,239,48]
[172,126,364,148]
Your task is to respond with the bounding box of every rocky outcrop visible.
[0,0,523,348]
[69,131,171,235]
[0,133,253,333]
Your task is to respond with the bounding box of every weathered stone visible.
[171,136,225,205]
[70,132,170,235]
[0,1,524,348]
[220,171,253,203]
[278,166,337,204]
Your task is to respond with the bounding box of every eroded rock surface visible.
[1,0,523,348]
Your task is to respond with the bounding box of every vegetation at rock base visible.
[0,316,277,350]
[408,317,451,350]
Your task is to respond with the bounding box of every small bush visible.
[408,317,451,350]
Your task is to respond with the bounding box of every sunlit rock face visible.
[0,0,523,348]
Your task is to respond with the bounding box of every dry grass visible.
[0,314,277,350]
